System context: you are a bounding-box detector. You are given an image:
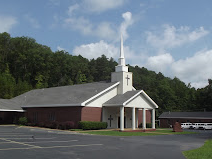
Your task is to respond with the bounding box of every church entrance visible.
[118,116,126,128]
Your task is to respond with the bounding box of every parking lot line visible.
[41,144,103,149]
[23,140,78,143]
[0,135,34,136]
[0,133,24,135]
[0,143,103,151]
[2,137,56,140]
[0,138,42,148]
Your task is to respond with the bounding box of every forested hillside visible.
[0,32,211,115]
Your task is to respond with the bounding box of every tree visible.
[35,74,48,89]
[0,65,16,98]
[1,32,211,114]
[75,71,87,84]
[15,79,32,96]
[0,32,11,72]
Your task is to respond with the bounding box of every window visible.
[33,112,38,123]
[49,112,56,121]
[167,119,170,124]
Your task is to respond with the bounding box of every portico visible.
[103,90,158,131]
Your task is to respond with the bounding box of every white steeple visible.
[119,34,125,66]
[115,34,128,72]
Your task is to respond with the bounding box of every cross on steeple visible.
[126,75,130,85]
[108,115,113,127]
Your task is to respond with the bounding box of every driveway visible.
[0,126,211,159]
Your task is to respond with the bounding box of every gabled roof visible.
[103,90,140,106]
[159,112,212,119]
[0,81,119,109]
[0,99,24,112]
[103,90,158,108]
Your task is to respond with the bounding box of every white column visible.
[142,108,146,129]
[152,109,155,129]
[135,108,138,128]
[120,106,124,131]
[132,107,135,130]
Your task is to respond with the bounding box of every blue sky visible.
[1,0,212,88]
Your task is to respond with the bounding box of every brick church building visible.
[0,36,158,131]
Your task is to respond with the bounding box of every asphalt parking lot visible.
[0,126,211,159]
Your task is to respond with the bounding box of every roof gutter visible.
[0,109,25,112]
[21,103,82,108]
[159,117,212,119]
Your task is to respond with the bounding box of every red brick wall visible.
[0,112,24,124]
[81,107,102,122]
[25,106,102,128]
[160,118,212,128]
[138,109,152,126]
[26,107,82,128]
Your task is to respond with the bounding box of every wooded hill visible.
[0,32,211,116]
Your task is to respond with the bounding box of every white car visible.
[190,123,202,129]
[181,123,192,129]
[203,123,212,130]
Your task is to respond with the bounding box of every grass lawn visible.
[183,139,212,159]
[79,129,196,136]
[154,129,197,135]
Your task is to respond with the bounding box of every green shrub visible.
[155,123,159,128]
[138,123,142,128]
[78,121,107,130]
[18,117,28,125]
[146,123,152,128]
[138,123,155,128]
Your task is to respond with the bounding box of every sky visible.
[0,0,212,89]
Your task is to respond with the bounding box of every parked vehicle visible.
[190,123,212,130]
[197,123,205,129]
[203,123,212,130]
[181,123,192,129]
[190,123,203,129]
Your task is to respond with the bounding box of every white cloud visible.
[67,4,79,16]
[82,0,126,13]
[143,24,211,88]
[95,22,117,39]
[73,40,119,59]
[64,10,133,41]
[146,53,174,73]
[24,15,40,29]
[120,12,133,40]
[0,15,17,33]
[64,16,93,35]
[171,49,212,88]
[143,49,212,88]
[73,40,136,67]
[146,25,209,50]
[57,46,66,51]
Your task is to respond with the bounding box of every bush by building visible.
[78,121,107,130]
[18,117,28,125]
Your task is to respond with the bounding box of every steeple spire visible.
[119,34,125,66]
[115,34,128,72]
